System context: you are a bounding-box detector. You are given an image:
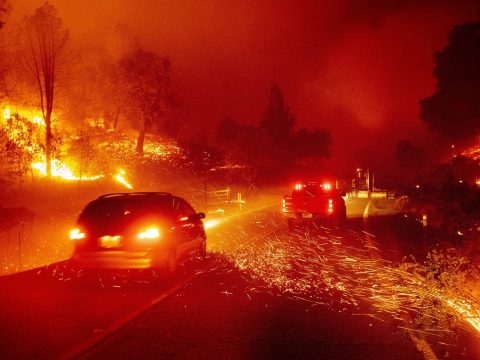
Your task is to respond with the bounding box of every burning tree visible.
[0,113,41,185]
[21,2,68,177]
[120,49,172,157]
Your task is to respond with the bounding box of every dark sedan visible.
[70,192,207,273]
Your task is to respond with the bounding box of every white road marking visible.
[363,200,372,219]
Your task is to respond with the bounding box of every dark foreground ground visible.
[0,198,479,359]
[80,257,420,360]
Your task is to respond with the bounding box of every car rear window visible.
[78,195,178,224]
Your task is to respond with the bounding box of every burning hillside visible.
[461,142,480,161]
[0,105,189,189]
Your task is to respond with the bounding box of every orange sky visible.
[10,0,480,176]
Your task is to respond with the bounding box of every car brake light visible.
[328,199,333,213]
[294,183,304,190]
[70,228,86,240]
[137,227,161,243]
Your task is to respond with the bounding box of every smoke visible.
[9,0,480,176]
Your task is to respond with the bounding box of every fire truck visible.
[282,181,347,231]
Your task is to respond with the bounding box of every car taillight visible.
[294,183,303,191]
[70,228,86,240]
[137,227,161,244]
[328,199,333,213]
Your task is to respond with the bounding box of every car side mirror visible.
[196,212,206,220]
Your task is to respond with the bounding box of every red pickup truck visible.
[282,181,347,231]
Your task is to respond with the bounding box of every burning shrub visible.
[0,113,41,183]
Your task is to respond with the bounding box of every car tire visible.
[165,249,177,275]
[337,209,347,229]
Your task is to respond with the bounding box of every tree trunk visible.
[113,109,120,131]
[136,113,146,157]
[136,129,145,157]
[45,111,52,177]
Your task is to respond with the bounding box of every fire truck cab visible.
[282,181,347,231]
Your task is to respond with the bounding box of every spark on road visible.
[209,211,480,345]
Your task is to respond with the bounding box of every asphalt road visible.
[0,198,478,359]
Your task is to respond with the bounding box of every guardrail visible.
[206,187,231,204]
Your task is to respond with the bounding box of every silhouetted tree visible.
[260,85,294,143]
[22,2,68,177]
[258,85,295,176]
[214,87,332,182]
[420,21,480,139]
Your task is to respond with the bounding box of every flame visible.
[2,106,44,126]
[31,159,104,181]
[1,105,136,189]
[32,116,45,126]
[114,169,133,189]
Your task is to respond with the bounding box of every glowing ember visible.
[114,169,133,189]
[210,211,480,343]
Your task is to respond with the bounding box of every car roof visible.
[80,192,187,217]
[97,192,173,200]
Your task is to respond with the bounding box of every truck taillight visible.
[323,182,332,191]
[328,199,333,213]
